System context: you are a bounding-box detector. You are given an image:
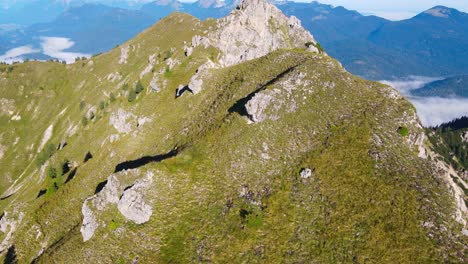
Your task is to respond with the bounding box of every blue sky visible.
[309,0,468,20]
[1,0,467,20]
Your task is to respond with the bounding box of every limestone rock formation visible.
[210,0,318,67]
[300,168,312,179]
[80,171,154,241]
[109,109,136,134]
[117,172,154,224]
[119,46,129,64]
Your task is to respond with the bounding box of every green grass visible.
[0,12,465,264]
[397,126,409,137]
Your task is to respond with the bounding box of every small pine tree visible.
[46,166,57,179]
[128,89,137,102]
[109,92,116,102]
[99,101,105,110]
[135,81,144,94]
[82,116,88,126]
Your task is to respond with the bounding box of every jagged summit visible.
[178,0,321,94]
[209,0,319,66]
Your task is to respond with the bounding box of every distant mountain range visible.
[1,1,468,80]
[278,3,468,79]
[412,75,468,98]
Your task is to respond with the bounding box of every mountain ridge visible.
[0,1,466,261]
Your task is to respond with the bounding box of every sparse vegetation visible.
[164,67,172,78]
[135,81,144,94]
[110,92,116,102]
[163,50,173,61]
[122,83,129,91]
[36,143,57,167]
[46,166,57,179]
[79,101,86,111]
[128,89,137,102]
[82,116,88,126]
[397,126,409,136]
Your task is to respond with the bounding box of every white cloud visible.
[380,76,443,95]
[380,77,468,126]
[360,10,418,21]
[40,36,90,63]
[409,96,468,127]
[0,37,90,64]
[0,45,40,63]
[0,23,24,32]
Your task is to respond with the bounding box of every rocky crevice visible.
[228,64,300,121]
[114,147,181,173]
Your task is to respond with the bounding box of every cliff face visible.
[210,0,319,66]
[0,0,466,262]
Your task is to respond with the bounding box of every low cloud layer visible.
[0,36,89,64]
[380,76,442,95]
[0,45,39,63]
[40,37,90,63]
[409,96,468,127]
[360,10,418,20]
[380,77,468,127]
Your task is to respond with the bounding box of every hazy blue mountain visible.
[0,4,157,57]
[2,1,468,81]
[278,3,468,79]
[0,0,68,25]
[276,1,388,43]
[0,0,153,26]
[412,75,468,98]
[366,6,468,79]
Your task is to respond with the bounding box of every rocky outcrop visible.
[0,210,24,252]
[183,0,318,95]
[462,132,468,143]
[245,70,307,123]
[140,54,157,79]
[188,60,218,94]
[150,75,160,92]
[117,172,154,224]
[245,93,276,123]
[109,109,136,134]
[0,98,16,117]
[106,72,122,83]
[166,58,181,70]
[80,171,154,241]
[119,46,129,64]
[210,0,318,67]
[38,125,53,153]
[191,35,211,49]
[80,202,98,242]
[300,168,312,179]
[434,159,468,227]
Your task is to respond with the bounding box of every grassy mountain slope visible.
[0,2,466,263]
